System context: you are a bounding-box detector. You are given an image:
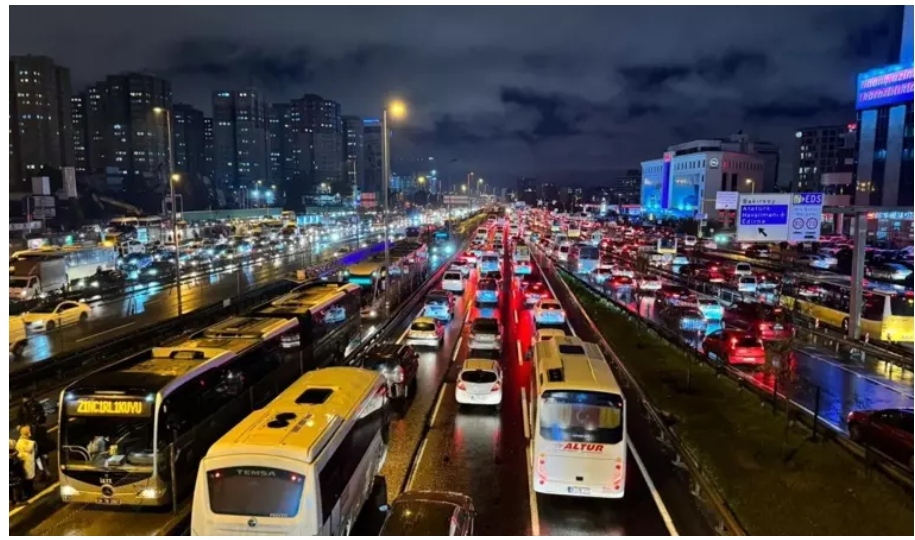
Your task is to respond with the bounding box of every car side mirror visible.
[379,504,390,513]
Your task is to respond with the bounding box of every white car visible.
[797,254,836,269]
[592,265,614,283]
[456,359,503,407]
[406,317,445,347]
[736,275,757,293]
[610,265,635,279]
[442,270,465,293]
[733,262,753,276]
[683,235,697,247]
[638,276,662,292]
[22,300,91,331]
[534,299,566,325]
[468,318,502,351]
[450,260,473,277]
[701,239,717,250]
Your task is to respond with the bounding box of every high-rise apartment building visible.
[212,89,269,199]
[203,117,214,180]
[793,125,856,192]
[173,103,205,180]
[363,118,383,194]
[344,115,364,194]
[71,92,88,177]
[289,94,343,193]
[10,55,74,191]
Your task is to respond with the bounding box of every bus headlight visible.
[60,485,78,498]
[138,487,163,499]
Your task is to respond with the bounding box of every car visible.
[745,245,770,258]
[736,275,758,293]
[591,264,614,284]
[427,289,457,311]
[475,277,500,305]
[456,358,503,407]
[659,305,707,333]
[534,298,566,325]
[796,254,835,269]
[468,317,503,350]
[450,259,473,277]
[866,262,913,282]
[682,235,697,247]
[462,251,479,265]
[846,409,913,468]
[696,266,726,283]
[424,297,454,321]
[670,255,690,267]
[723,301,792,340]
[605,275,635,292]
[379,490,476,536]
[407,317,445,347]
[701,239,718,250]
[442,270,465,294]
[655,285,696,307]
[702,329,766,366]
[363,344,419,399]
[697,299,724,320]
[732,262,754,276]
[610,265,635,279]
[638,275,663,292]
[523,281,549,306]
[22,300,91,331]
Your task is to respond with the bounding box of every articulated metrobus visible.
[191,367,388,535]
[780,278,914,342]
[57,316,300,507]
[530,335,627,498]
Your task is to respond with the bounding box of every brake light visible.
[457,381,467,390]
[758,323,766,331]
[730,337,738,348]
[491,382,501,391]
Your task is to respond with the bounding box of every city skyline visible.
[10,5,903,188]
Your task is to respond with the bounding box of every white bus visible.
[530,335,627,498]
[191,367,388,536]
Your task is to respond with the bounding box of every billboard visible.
[856,64,914,110]
[715,191,739,210]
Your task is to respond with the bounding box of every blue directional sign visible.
[789,192,824,241]
[736,193,792,242]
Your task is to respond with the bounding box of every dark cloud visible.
[10,5,901,187]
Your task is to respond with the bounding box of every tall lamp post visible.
[382,99,407,316]
[745,178,756,194]
[154,106,183,316]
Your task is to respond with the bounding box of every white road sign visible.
[715,191,739,210]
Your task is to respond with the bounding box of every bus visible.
[574,244,600,275]
[12,245,119,284]
[105,216,164,245]
[191,367,388,536]
[57,316,301,507]
[257,282,363,366]
[780,279,914,342]
[529,335,626,498]
[513,245,532,275]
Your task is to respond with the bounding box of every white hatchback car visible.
[456,359,503,407]
[442,270,465,293]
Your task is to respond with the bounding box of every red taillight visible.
[458,381,467,390]
[491,382,501,391]
[730,337,738,348]
[759,323,766,331]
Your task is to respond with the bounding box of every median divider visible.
[534,250,746,535]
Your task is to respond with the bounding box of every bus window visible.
[891,295,914,317]
[539,390,624,444]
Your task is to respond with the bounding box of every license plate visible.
[568,486,590,494]
[97,497,121,505]
[773,324,783,330]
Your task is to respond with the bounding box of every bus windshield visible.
[59,415,155,470]
[539,390,624,444]
[206,467,304,518]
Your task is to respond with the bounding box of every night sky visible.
[10,6,900,188]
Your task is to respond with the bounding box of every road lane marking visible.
[407,438,429,491]
[516,339,523,366]
[628,441,679,536]
[514,310,519,325]
[520,387,530,440]
[526,444,541,536]
[452,337,463,362]
[396,328,409,345]
[75,322,135,343]
[430,384,448,429]
[8,482,59,517]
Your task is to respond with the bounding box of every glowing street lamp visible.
[382,98,408,317]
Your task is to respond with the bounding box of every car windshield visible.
[461,369,498,384]
[10,277,30,287]
[412,321,436,332]
[473,319,499,333]
[444,272,461,280]
[381,500,460,536]
[539,390,624,444]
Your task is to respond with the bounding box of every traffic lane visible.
[13,241,367,369]
[605,273,914,435]
[404,269,533,536]
[379,274,479,503]
[537,255,705,536]
[20,265,439,533]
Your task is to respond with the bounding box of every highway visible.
[17,239,450,535]
[552,256,914,434]
[12,237,378,370]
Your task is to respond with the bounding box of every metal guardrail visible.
[552,253,914,491]
[534,251,746,535]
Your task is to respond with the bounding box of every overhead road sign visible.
[737,193,790,242]
[715,191,739,210]
[789,192,824,242]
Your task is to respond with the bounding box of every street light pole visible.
[156,106,183,317]
[382,108,391,317]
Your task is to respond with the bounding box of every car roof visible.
[462,358,500,371]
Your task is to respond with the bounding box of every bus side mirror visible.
[378,504,390,513]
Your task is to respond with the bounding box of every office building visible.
[290,94,343,193]
[344,116,364,194]
[212,89,269,200]
[794,124,856,192]
[608,169,641,204]
[172,103,205,180]
[641,137,766,219]
[363,118,383,194]
[203,117,214,180]
[540,182,559,203]
[10,55,74,192]
[517,176,538,206]
[71,92,88,177]
[267,103,291,187]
